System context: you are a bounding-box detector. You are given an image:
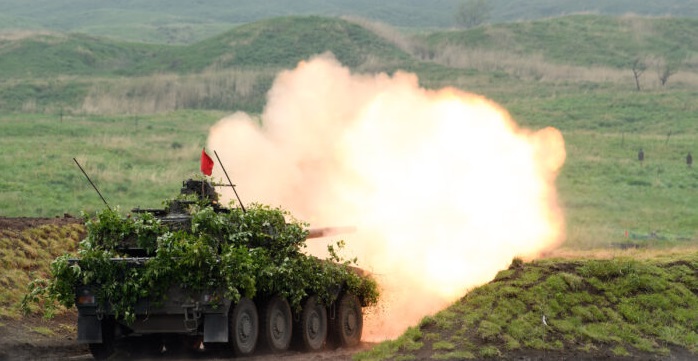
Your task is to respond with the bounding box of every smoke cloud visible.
[207,53,566,340]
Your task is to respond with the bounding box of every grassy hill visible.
[3,0,698,44]
[2,14,698,113]
[187,16,411,70]
[420,15,698,69]
[0,33,170,78]
[0,16,410,79]
[357,252,698,360]
[0,16,413,113]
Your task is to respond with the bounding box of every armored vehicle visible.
[70,179,377,359]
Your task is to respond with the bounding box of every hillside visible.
[187,16,411,70]
[0,16,414,114]
[420,15,698,69]
[0,16,412,79]
[2,14,698,114]
[357,252,698,360]
[0,217,84,319]
[0,33,171,78]
[2,0,698,44]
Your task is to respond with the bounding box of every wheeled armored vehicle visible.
[71,179,375,359]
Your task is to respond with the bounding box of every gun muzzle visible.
[306,226,356,239]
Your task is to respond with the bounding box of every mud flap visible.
[77,315,102,343]
[203,313,228,343]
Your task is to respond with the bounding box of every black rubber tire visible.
[297,295,328,352]
[261,295,293,353]
[330,293,362,348]
[229,297,259,356]
[88,318,116,360]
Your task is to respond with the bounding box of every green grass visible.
[356,255,698,360]
[184,16,413,73]
[422,15,698,69]
[354,326,424,361]
[30,326,55,337]
[0,16,412,81]
[0,110,225,216]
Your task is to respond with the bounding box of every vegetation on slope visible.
[0,16,414,113]
[3,14,698,116]
[357,253,698,360]
[188,16,412,71]
[0,16,411,80]
[3,0,698,44]
[0,219,84,318]
[0,33,174,78]
[420,15,698,69]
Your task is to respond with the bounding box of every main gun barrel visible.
[306,226,356,239]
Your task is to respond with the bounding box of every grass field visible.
[0,110,225,216]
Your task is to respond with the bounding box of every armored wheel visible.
[297,295,328,351]
[330,293,362,348]
[229,298,259,356]
[261,295,293,352]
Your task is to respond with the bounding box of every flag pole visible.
[213,150,246,213]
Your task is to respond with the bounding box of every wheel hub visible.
[345,310,356,333]
[239,314,252,341]
[273,311,286,339]
[309,312,320,336]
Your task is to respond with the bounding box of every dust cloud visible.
[207,53,566,340]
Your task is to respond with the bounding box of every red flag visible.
[200,148,214,176]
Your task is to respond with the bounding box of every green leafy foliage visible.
[22,202,378,323]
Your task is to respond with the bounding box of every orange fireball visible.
[208,54,566,341]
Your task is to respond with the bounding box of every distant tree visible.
[631,57,646,91]
[655,53,684,87]
[657,62,677,86]
[455,0,492,29]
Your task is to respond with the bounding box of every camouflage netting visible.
[23,202,378,323]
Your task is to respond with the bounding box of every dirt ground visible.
[0,214,82,232]
[0,312,369,361]
[2,313,694,361]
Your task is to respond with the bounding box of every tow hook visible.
[183,302,202,331]
[96,307,105,321]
